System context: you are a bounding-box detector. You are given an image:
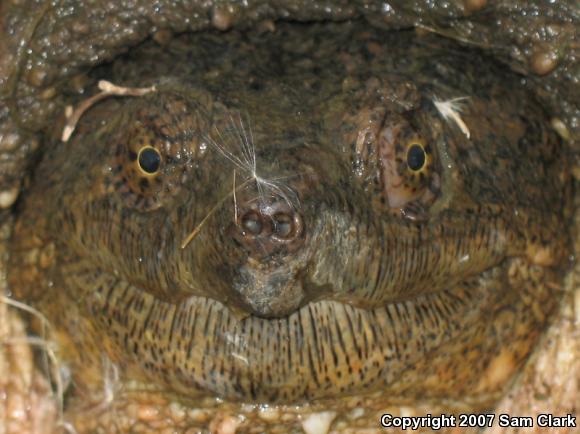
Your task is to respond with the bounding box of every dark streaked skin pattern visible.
[8,22,571,406]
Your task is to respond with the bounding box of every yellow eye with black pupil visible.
[138,147,161,174]
[406,143,426,171]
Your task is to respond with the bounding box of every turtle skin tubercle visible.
[7,22,571,411]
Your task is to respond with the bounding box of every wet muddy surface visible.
[0,1,578,433]
[0,0,578,205]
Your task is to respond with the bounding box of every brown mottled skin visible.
[7,22,571,406]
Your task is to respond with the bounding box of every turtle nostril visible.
[241,210,263,235]
[272,212,295,239]
[234,197,305,255]
[232,202,304,256]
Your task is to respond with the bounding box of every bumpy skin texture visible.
[7,22,571,412]
[0,1,577,208]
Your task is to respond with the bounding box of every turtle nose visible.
[233,199,304,257]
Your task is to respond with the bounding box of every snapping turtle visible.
[0,1,578,210]
[5,19,573,432]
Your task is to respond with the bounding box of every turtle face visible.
[7,23,570,410]
[53,88,341,317]
[54,86,498,318]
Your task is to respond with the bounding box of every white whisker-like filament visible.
[228,113,252,170]
[181,111,302,246]
[235,113,254,170]
[205,111,301,210]
[233,169,238,223]
[245,111,257,175]
[433,96,471,139]
[206,128,247,173]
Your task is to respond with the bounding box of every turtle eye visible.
[138,147,161,174]
[406,143,426,172]
[106,95,203,212]
[377,120,440,212]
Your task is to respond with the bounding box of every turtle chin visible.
[230,266,307,318]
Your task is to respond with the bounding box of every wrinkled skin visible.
[7,20,571,414]
[0,1,577,208]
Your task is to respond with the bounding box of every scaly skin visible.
[8,23,570,408]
